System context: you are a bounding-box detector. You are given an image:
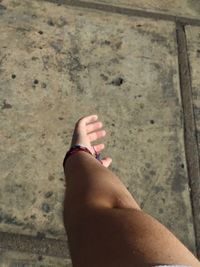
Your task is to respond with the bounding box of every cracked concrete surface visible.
[0,0,200,265]
[80,0,200,19]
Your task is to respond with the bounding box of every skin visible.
[63,114,200,267]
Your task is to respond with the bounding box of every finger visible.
[93,143,105,153]
[88,130,106,142]
[78,114,98,127]
[101,157,112,168]
[86,121,103,133]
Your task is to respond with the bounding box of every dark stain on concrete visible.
[172,172,186,193]
[152,62,160,70]
[111,77,124,86]
[149,170,156,176]
[151,34,168,46]
[57,16,68,27]
[140,103,144,109]
[48,174,55,181]
[42,203,50,213]
[193,105,200,121]
[113,41,122,50]
[0,212,24,226]
[30,214,36,220]
[136,26,168,47]
[196,130,200,145]
[153,185,164,193]
[172,161,188,193]
[67,44,86,93]
[36,232,46,240]
[136,28,170,50]
[197,49,200,58]
[41,82,47,89]
[34,79,39,85]
[101,39,122,50]
[156,66,180,109]
[47,18,55,26]
[68,52,85,72]
[57,58,68,73]
[42,55,49,70]
[45,191,53,198]
[162,198,166,203]
[159,208,163,214]
[38,255,43,261]
[134,94,142,99]
[192,88,199,99]
[100,73,109,81]
[32,56,39,61]
[2,99,12,109]
[110,58,120,64]
[102,40,111,45]
[0,4,6,11]
[50,40,63,53]
[145,163,151,168]
[162,68,177,94]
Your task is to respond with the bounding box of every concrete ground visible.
[0,0,200,266]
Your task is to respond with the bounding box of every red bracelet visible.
[63,145,103,167]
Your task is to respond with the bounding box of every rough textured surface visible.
[185,26,200,148]
[0,0,198,262]
[185,25,200,255]
[80,0,200,19]
[0,249,71,267]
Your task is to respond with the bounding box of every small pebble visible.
[11,74,16,79]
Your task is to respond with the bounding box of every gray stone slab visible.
[79,0,200,20]
[185,25,200,255]
[0,0,196,254]
[185,26,200,137]
[0,249,71,267]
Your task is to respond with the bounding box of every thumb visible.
[101,157,112,168]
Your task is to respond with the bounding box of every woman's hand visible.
[70,114,112,168]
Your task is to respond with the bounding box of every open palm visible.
[70,114,112,168]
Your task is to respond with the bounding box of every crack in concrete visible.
[176,22,200,258]
[0,231,70,259]
[39,0,200,26]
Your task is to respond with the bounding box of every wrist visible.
[63,145,93,168]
